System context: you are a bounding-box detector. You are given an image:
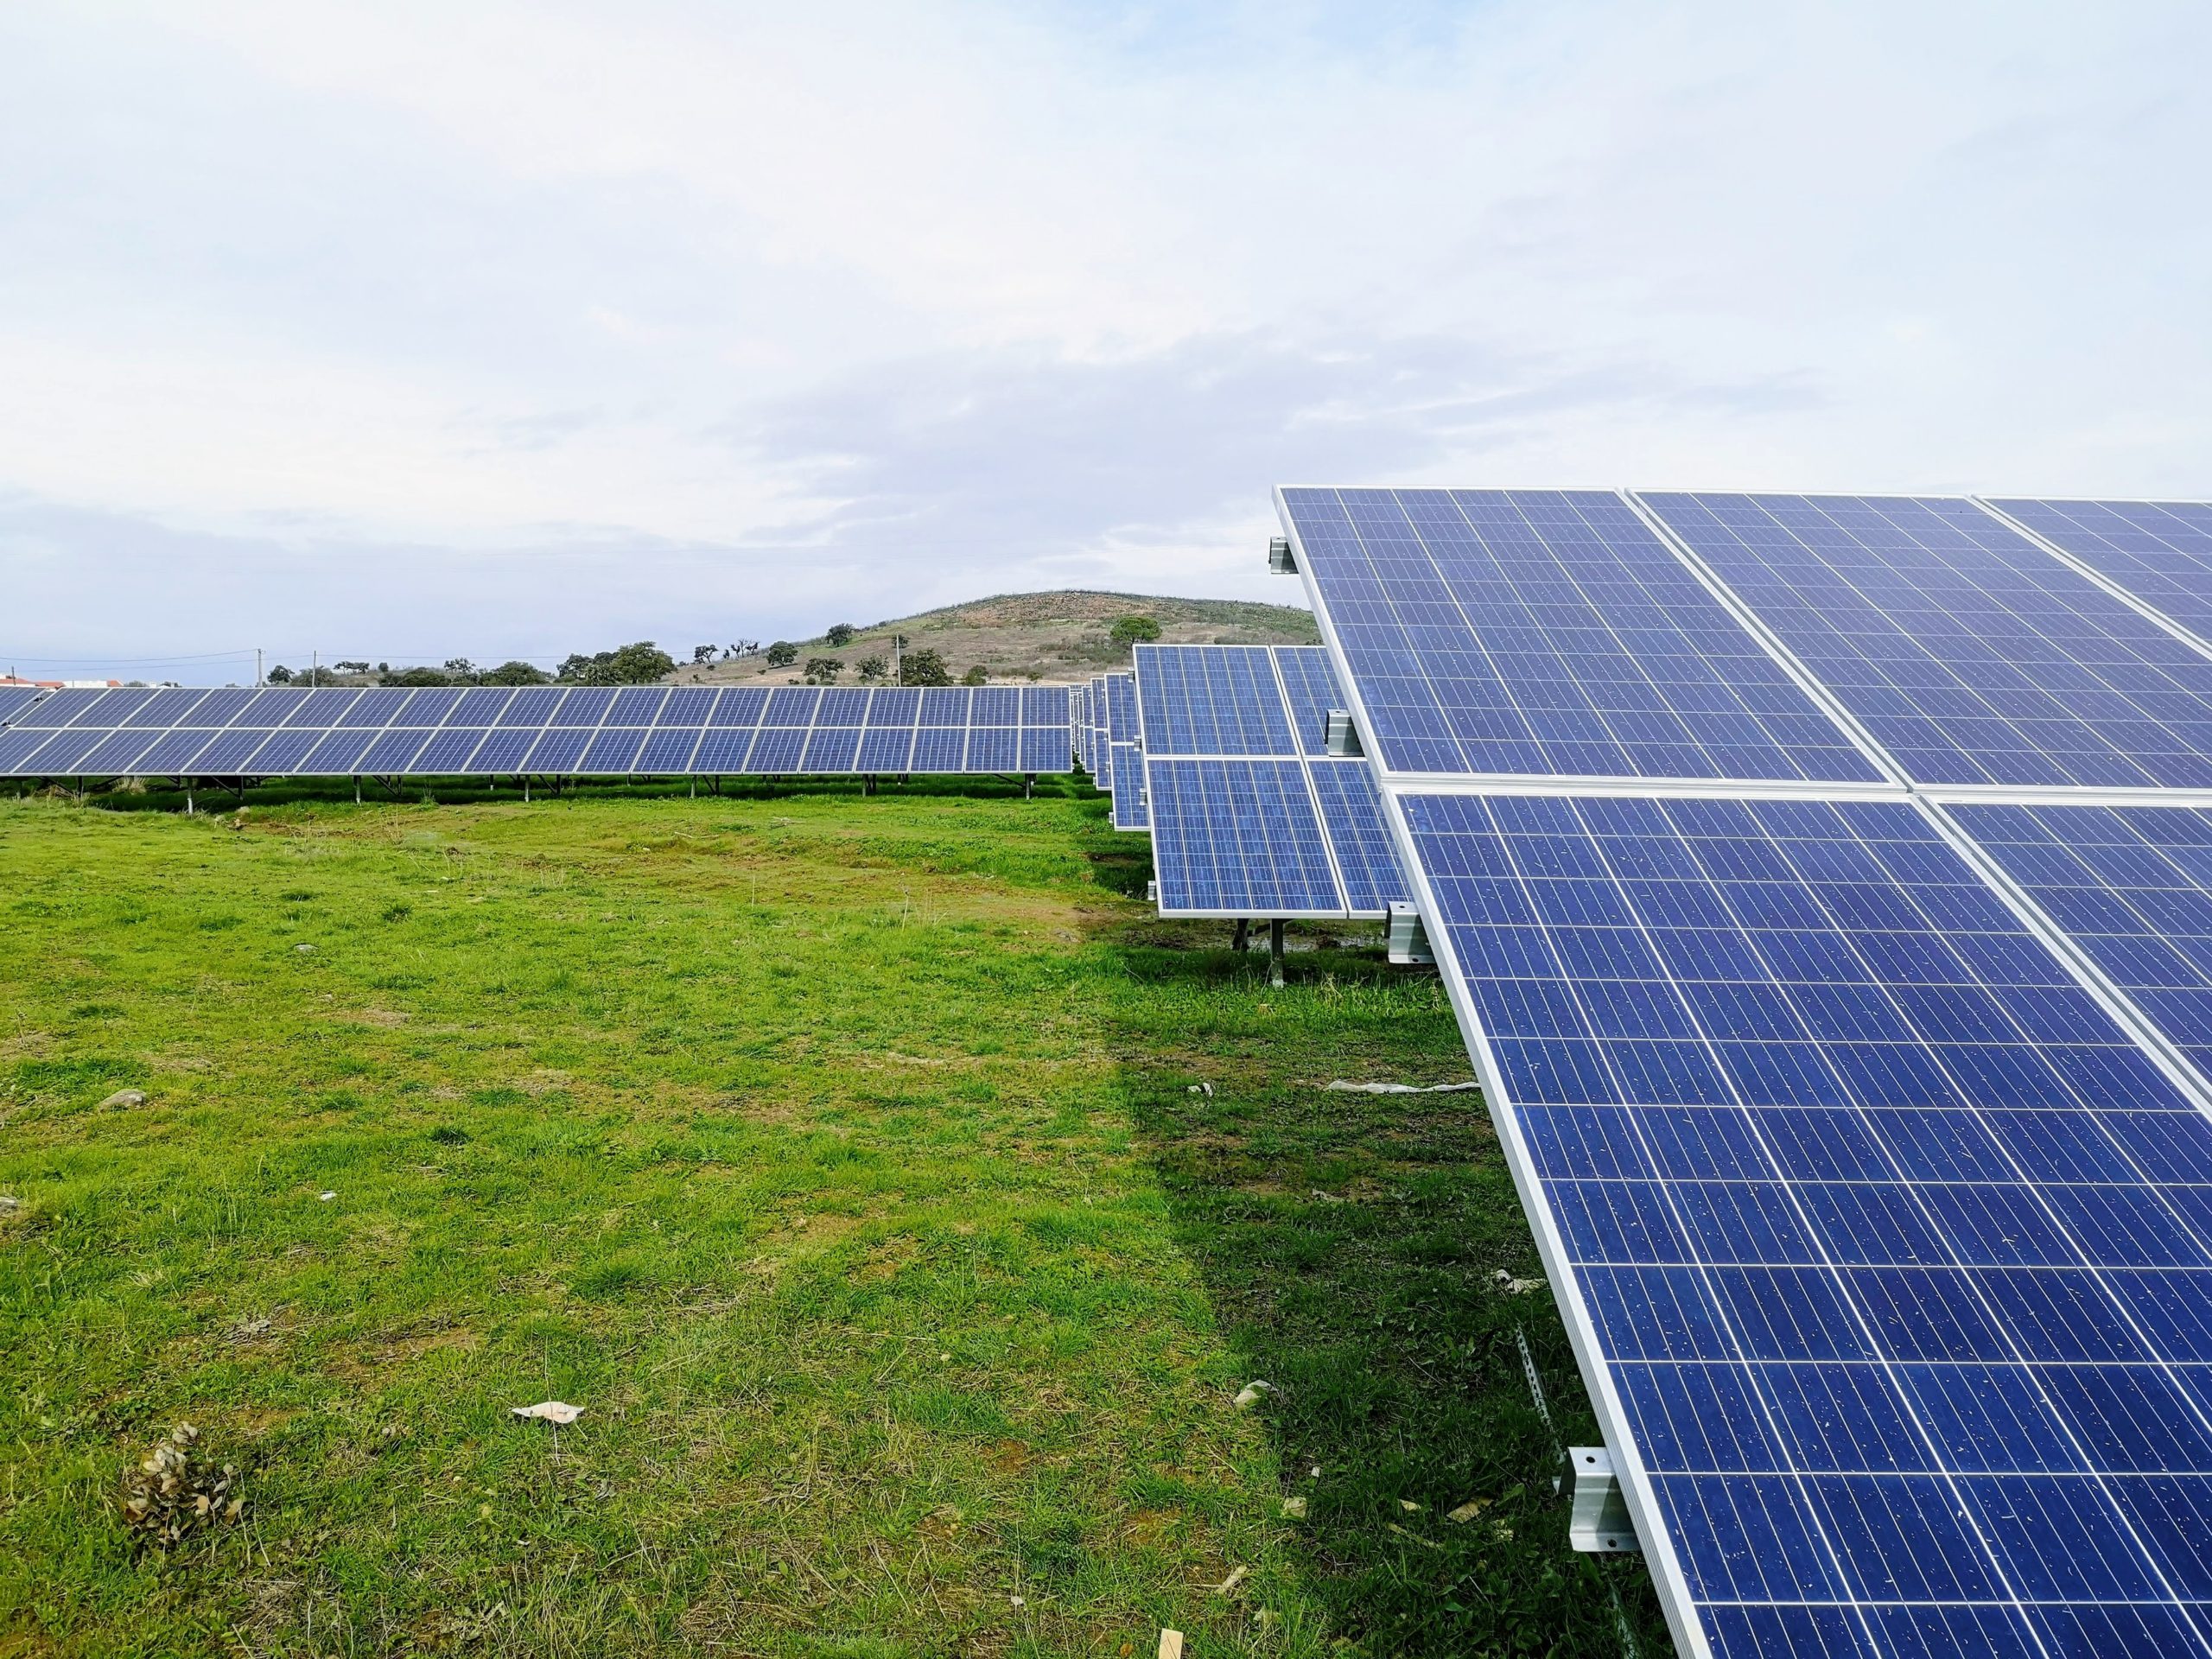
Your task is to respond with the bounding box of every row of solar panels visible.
[1286,488,2212,792]
[0,683,1075,779]
[1277,490,2212,1658]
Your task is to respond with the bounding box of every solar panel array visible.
[1281,486,2212,1658]
[1986,498,2212,649]
[1133,643,1408,918]
[0,683,1075,779]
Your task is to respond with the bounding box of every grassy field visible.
[0,785,1666,1657]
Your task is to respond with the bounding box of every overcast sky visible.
[3,1,2207,679]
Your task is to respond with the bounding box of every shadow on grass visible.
[1083,822,1673,1657]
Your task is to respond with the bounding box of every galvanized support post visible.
[1268,918,1286,988]
[1231,918,1249,952]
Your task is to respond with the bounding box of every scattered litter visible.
[1281,1496,1307,1519]
[1309,1464,1321,1479]
[1214,1564,1249,1598]
[1309,1189,1344,1204]
[318,1192,337,1203]
[100,1090,147,1109]
[1186,1082,1213,1096]
[1323,1079,1479,1095]
[1158,1631,1185,1659]
[1009,1595,1026,1608]
[1493,1268,1546,1295]
[0,1196,18,1214]
[1447,1497,1491,1524]
[1255,1609,1281,1635]
[295,944,316,954]
[1399,1498,1425,1513]
[939,1352,952,1362]
[510,1402,583,1425]
[1387,1522,1444,1551]
[1233,1380,1275,1410]
[120,1424,242,1546]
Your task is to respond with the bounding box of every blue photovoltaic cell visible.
[1281,487,1882,784]
[283,690,363,727]
[16,690,111,728]
[799,727,861,772]
[632,728,703,772]
[443,689,513,726]
[921,687,971,727]
[974,686,1021,726]
[411,728,489,773]
[77,690,157,726]
[355,728,433,773]
[1309,758,1409,914]
[967,727,1020,773]
[549,688,614,727]
[1109,743,1147,830]
[1402,791,2212,1656]
[1952,801,2212,1080]
[519,728,589,772]
[708,685,770,726]
[817,687,869,727]
[658,686,720,725]
[857,727,915,772]
[579,728,648,772]
[1020,727,1066,773]
[335,690,406,727]
[498,688,564,727]
[396,689,467,727]
[0,688,42,725]
[1104,673,1139,742]
[1273,645,1341,755]
[868,688,921,728]
[245,728,327,773]
[1023,685,1069,727]
[1147,760,1341,914]
[1988,498,2212,645]
[688,728,754,772]
[745,726,806,773]
[0,727,71,772]
[20,730,109,772]
[296,729,375,772]
[607,686,667,725]
[71,728,159,774]
[467,728,537,772]
[1639,492,2212,789]
[1133,645,1296,756]
[912,726,966,772]
[190,728,278,772]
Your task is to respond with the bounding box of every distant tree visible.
[375,662,391,675]
[899,648,951,687]
[692,645,716,664]
[1109,615,1162,649]
[802,656,843,684]
[481,659,551,685]
[765,640,798,667]
[266,664,295,683]
[961,665,988,685]
[297,665,343,686]
[825,622,856,647]
[443,658,480,683]
[557,642,677,684]
[855,656,887,684]
[335,659,370,673]
[385,665,454,687]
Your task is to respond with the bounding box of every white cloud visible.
[1,0,2207,664]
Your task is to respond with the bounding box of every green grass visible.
[0,789,1668,1656]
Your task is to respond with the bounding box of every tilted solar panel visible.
[1135,645,1294,756]
[0,687,42,725]
[1402,790,2212,1657]
[1951,802,2212,1081]
[1278,488,1885,785]
[1985,499,2212,646]
[1147,760,1341,916]
[1638,493,2212,789]
[1109,743,1147,829]
[1308,757,1406,916]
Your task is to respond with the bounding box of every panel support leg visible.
[865,774,876,797]
[1232,918,1249,952]
[353,776,361,805]
[1024,772,1034,799]
[185,787,194,816]
[1268,918,1286,988]
[524,777,531,803]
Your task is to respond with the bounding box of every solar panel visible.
[1108,743,1147,829]
[1131,643,1411,918]
[1147,760,1341,915]
[1638,492,2212,789]
[1984,499,2212,646]
[1951,802,2212,1080]
[1277,488,1885,784]
[0,683,1081,779]
[1402,789,2212,1656]
[0,687,42,725]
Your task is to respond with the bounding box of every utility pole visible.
[256,648,263,688]
[893,633,906,686]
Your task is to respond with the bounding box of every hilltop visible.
[670,589,1319,685]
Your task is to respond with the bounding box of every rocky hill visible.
[670,590,1319,686]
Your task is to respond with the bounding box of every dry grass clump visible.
[120,1424,243,1547]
